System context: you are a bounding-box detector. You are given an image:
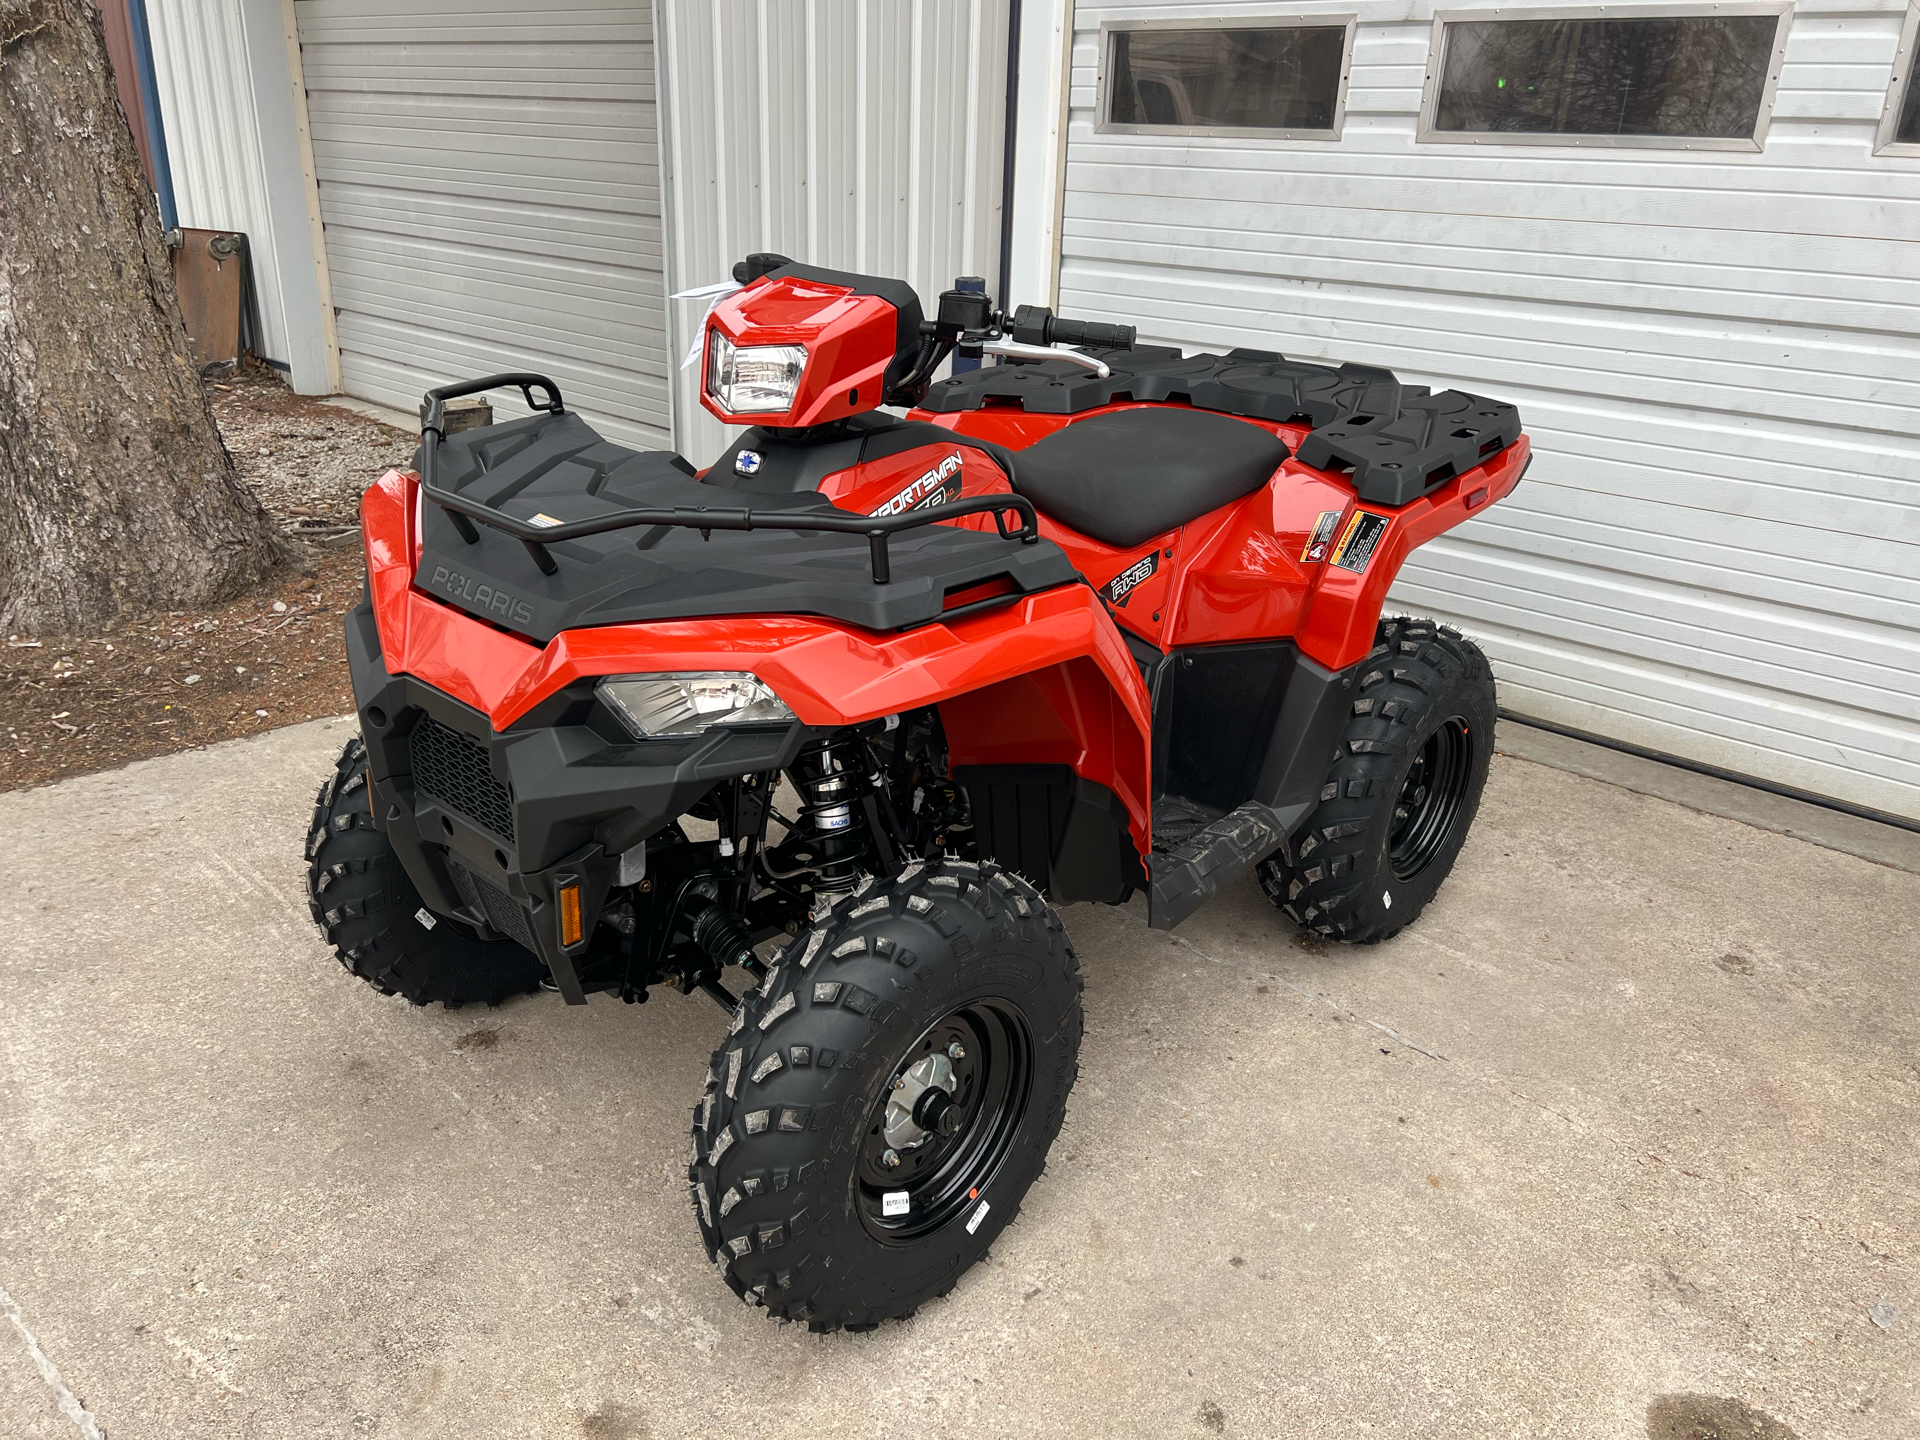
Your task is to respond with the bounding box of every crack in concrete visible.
[1144,920,1450,1061]
[0,1282,106,1439]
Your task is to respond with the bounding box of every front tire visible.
[305,735,546,1007]
[689,858,1083,1332]
[1257,617,1495,943]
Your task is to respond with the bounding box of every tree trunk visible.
[0,0,295,636]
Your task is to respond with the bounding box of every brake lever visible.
[977,339,1111,379]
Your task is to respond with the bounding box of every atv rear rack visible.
[418,374,1041,583]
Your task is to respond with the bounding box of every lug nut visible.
[946,1041,966,1061]
[881,1148,901,1169]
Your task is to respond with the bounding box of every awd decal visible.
[1300,510,1343,563]
[1100,550,1158,607]
[870,451,964,517]
[1330,511,1391,575]
[429,565,536,626]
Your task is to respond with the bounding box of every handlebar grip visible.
[1008,306,1135,351]
[1049,317,1136,350]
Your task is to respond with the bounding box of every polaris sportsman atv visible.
[306,253,1528,1332]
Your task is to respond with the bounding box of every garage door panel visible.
[325,233,667,328]
[298,0,670,446]
[1466,506,1920,626]
[317,187,661,270]
[1059,274,1920,428]
[303,42,652,100]
[295,0,646,45]
[1407,611,1920,797]
[1403,542,1920,716]
[328,274,667,382]
[306,92,658,150]
[1063,219,1920,338]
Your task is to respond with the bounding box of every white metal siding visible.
[147,0,297,367]
[657,0,1012,465]
[292,0,670,447]
[1060,0,1920,820]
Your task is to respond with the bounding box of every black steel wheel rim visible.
[856,1000,1033,1244]
[1390,717,1473,882]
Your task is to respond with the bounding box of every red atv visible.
[307,254,1527,1331]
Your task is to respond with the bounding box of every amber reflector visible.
[558,881,584,947]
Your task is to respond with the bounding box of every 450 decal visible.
[869,451,964,517]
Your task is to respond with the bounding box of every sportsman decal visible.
[1100,550,1159,607]
[869,451,965,517]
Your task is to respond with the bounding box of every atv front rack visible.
[417,374,1041,583]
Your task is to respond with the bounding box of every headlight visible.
[596,673,796,738]
[705,330,807,414]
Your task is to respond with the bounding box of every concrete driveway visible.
[2,717,1913,1439]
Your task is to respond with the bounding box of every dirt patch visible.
[2,366,413,792]
[210,362,416,541]
[454,1027,502,1052]
[1646,1395,1798,1440]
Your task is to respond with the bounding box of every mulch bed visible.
[1,365,416,792]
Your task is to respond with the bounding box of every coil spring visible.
[790,734,872,900]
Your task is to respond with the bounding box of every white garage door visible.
[294,0,670,448]
[1055,0,1920,821]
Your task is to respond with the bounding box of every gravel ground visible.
[209,362,417,541]
[1,366,407,791]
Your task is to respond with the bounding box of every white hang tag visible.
[966,1199,991,1234]
[672,279,745,370]
[883,1190,910,1217]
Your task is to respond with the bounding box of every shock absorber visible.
[790,735,872,909]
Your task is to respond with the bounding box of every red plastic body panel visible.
[812,441,1011,533]
[910,400,1530,671]
[700,274,899,429]
[366,470,1153,852]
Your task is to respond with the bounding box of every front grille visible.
[449,862,537,952]
[409,715,515,841]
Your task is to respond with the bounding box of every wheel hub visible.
[884,1053,958,1150]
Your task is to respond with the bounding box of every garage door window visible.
[1099,19,1356,140]
[1876,2,1920,155]
[1420,6,1793,150]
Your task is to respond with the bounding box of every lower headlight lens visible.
[706,330,807,414]
[597,673,797,738]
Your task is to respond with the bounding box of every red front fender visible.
[362,470,1155,855]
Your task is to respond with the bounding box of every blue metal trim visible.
[124,0,177,230]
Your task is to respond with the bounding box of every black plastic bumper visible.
[344,599,818,1001]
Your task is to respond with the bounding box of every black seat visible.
[1009,408,1291,550]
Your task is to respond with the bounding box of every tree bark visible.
[0,0,295,636]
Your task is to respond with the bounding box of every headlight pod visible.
[705,330,807,414]
[596,672,796,738]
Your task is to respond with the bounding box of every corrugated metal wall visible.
[293,0,670,447]
[658,0,1012,466]
[1058,0,1920,820]
[146,0,296,367]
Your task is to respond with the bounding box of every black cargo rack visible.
[418,374,1041,583]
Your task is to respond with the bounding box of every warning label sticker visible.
[1330,511,1390,574]
[1300,510,1343,563]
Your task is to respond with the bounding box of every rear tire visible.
[688,857,1083,1332]
[1256,617,1495,944]
[305,735,546,1007]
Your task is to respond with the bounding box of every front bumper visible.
[344,599,817,1001]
